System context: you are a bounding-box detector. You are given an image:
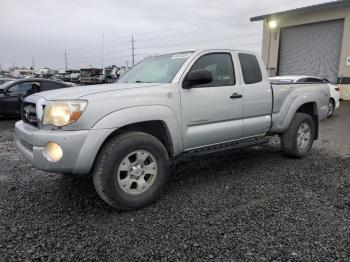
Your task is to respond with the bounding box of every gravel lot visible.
[0,104,350,261]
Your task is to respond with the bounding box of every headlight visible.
[43,100,87,127]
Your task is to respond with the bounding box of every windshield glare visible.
[117,52,193,84]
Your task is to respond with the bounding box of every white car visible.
[270,75,340,118]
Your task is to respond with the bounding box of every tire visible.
[281,112,315,158]
[327,98,335,118]
[92,131,170,210]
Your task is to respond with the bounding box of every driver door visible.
[180,52,244,150]
[1,82,35,115]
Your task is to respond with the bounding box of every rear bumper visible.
[15,121,113,174]
[333,93,340,109]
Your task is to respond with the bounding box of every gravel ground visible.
[0,117,349,261]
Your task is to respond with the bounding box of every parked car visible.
[0,78,14,85]
[79,68,103,85]
[15,49,330,210]
[270,75,340,118]
[0,78,74,117]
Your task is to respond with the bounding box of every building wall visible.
[261,5,350,100]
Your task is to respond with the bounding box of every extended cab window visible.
[238,53,262,84]
[189,53,235,87]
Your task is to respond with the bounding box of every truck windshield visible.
[117,52,193,83]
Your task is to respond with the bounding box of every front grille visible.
[22,102,38,127]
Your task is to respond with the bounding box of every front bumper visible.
[15,121,112,174]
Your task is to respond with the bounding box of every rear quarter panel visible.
[270,83,329,133]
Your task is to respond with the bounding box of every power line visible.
[64,0,307,54]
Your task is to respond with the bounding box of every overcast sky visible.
[0,0,331,70]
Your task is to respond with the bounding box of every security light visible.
[268,20,277,29]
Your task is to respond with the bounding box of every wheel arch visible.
[91,105,183,155]
[295,102,319,140]
[99,120,175,157]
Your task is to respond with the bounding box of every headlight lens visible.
[43,100,87,127]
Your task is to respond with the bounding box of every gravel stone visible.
[0,118,349,261]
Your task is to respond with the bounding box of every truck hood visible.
[34,83,161,100]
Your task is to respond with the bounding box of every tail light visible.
[335,85,340,92]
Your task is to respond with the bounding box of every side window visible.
[7,83,33,94]
[298,78,324,83]
[189,53,235,87]
[41,82,66,91]
[238,53,262,85]
[307,78,323,83]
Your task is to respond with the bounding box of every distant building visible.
[12,69,35,78]
[251,0,350,100]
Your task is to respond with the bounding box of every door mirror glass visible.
[183,69,213,89]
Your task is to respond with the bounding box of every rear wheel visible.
[92,131,169,210]
[327,99,335,118]
[281,112,315,158]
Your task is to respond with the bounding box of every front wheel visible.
[281,112,315,158]
[92,131,170,210]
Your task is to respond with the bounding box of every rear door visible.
[237,53,273,137]
[180,52,244,150]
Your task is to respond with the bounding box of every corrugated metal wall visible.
[278,19,344,84]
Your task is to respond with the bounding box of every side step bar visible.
[182,137,270,156]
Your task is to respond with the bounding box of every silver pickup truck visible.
[15,49,330,209]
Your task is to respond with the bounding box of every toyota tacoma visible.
[15,49,330,210]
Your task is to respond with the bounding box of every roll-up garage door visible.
[278,19,344,84]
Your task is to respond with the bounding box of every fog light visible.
[43,142,63,162]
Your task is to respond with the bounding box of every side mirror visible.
[183,69,213,89]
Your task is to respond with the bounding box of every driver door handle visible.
[230,93,242,99]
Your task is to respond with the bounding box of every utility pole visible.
[101,32,105,69]
[125,60,129,68]
[64,50,68,70]
[131,35,135,67]
[32,57,35,70]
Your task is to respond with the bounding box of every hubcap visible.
[117,150,158,195]
[297,123,311,149]
[328,101,334,116]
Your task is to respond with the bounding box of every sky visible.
[0,0,332,70]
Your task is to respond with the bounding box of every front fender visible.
[91,105,183,155]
